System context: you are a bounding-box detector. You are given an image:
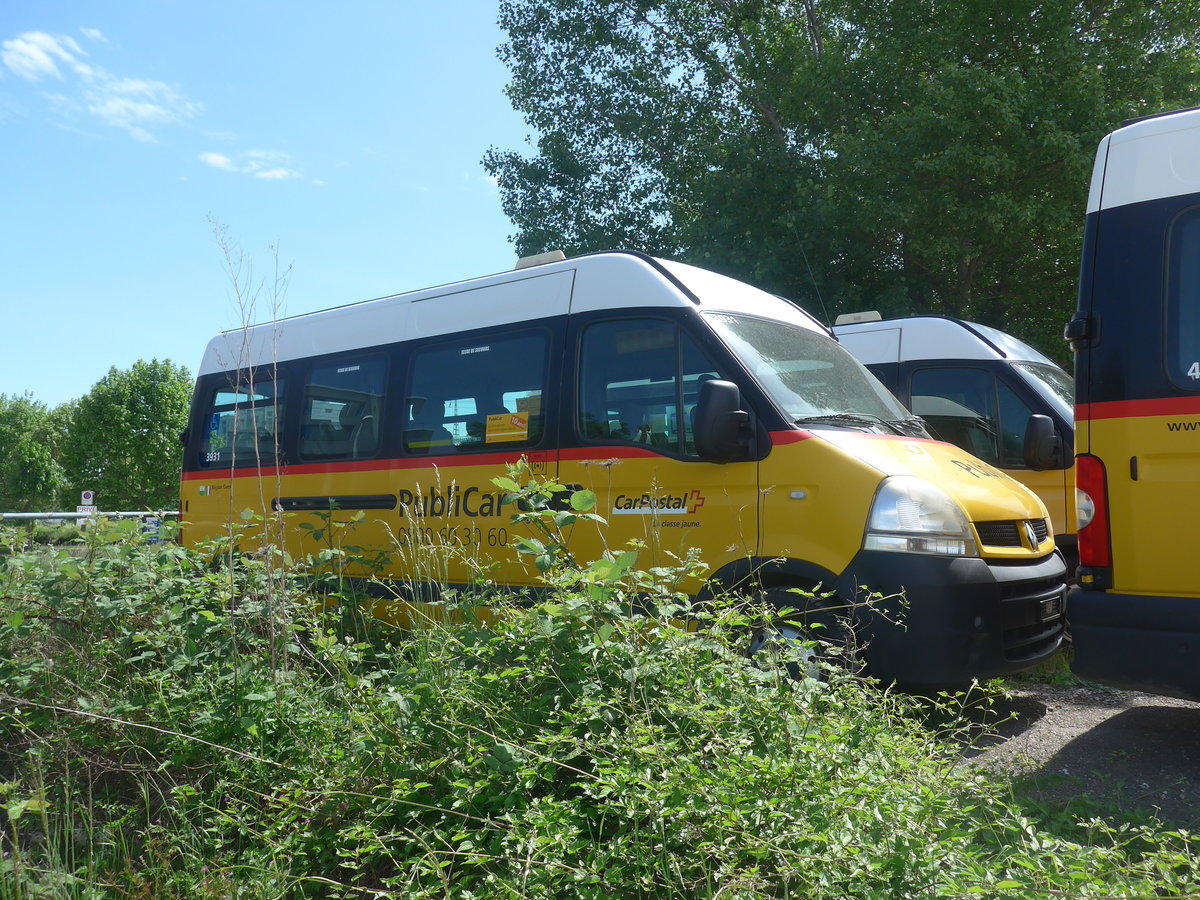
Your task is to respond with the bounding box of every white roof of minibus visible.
[833,316,1054,365]
[1088,106,1200,213]
[196,251,825,376]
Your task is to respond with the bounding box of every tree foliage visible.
[487,0,1200,353]
[0,394,66,512]
[60,359,192,510]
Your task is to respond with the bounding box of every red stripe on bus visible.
[558,445,664,462]
[181,428,947,482]
[768,429,813,445]
[1076,396,1200,420]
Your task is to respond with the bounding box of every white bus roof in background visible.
[197,251,826,376]
[1089,107,1200,214]
[833,316,1054,365]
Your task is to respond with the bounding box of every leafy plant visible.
[2,481,1199,897]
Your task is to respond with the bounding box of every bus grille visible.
[975,518,1049,548]
[996,571,1065,662]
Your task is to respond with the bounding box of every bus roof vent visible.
[515,249,567,270]
[834,310,883,326]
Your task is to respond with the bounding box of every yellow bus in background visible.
[1067,108,1200,699]
[834,314,1076,569]
[181,250,1065,688]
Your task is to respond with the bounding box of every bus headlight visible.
[863,476,979,557]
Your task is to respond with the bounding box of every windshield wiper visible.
[888,416,930,438]
[794,413,927,438]
[794,413,904,435]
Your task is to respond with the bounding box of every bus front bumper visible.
[1068,588,1200,701]
[837,549,1067,688]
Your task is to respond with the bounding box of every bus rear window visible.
[197,377,285,468]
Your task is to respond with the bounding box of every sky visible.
[0,1,536,407]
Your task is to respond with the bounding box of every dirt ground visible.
[961,681,1200,828]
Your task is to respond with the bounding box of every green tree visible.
[0,393,65,511]
[60,359,193,510]
[487,0,1200,354]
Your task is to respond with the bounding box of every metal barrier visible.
[0,510,178,540]
[0,511,178,521]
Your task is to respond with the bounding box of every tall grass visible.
[1,482,1198,898]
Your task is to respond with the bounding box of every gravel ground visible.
[961,681,1200,828]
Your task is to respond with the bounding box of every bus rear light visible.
[1075,454,1111,569]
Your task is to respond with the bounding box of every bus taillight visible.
[1075,454,1111,571]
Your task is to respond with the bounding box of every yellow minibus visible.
[1067,107,1200,699]
[834,314,1076,569]
[181,251,1065,687]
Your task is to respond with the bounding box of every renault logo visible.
[1023,521,1038,549]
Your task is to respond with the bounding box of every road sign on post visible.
[77,491,97,529]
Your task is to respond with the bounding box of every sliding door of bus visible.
[385,323,564,591]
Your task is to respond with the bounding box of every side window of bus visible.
[402,330,549,454]
[197,377,284,468]
[299,357,386,460]
[1168,209,1200,389]
[911,367,1000,464]
[995,379,1036,468]
[910,367,1036,468]
[865,362,900,397]
[578,319,721,457]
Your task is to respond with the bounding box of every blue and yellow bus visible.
[1067,107,1200,699]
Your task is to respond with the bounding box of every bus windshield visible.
[704,312,921,433]
[1013,362,1073,424]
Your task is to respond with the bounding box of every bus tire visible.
[755,586,862,679]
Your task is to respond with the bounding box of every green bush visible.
[1,497,1198,898]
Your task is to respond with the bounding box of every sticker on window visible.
[616,327,673,354]
[515,394,542,414]
[487,412,530,443]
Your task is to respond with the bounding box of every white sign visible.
[76,505,98,515]
[80,490,94,504]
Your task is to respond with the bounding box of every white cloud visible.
[200,149,300,181]
[85,76,201,141]
[1,31,85,81]
[200,152,236,171]
[1,29,199,141]
[5,27,310,177]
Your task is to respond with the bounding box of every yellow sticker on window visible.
[486,412,529,443]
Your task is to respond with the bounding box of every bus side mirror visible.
[694,379,749,462]
[1023,414,1064,470]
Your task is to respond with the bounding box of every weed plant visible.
[0,478,1198,897]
